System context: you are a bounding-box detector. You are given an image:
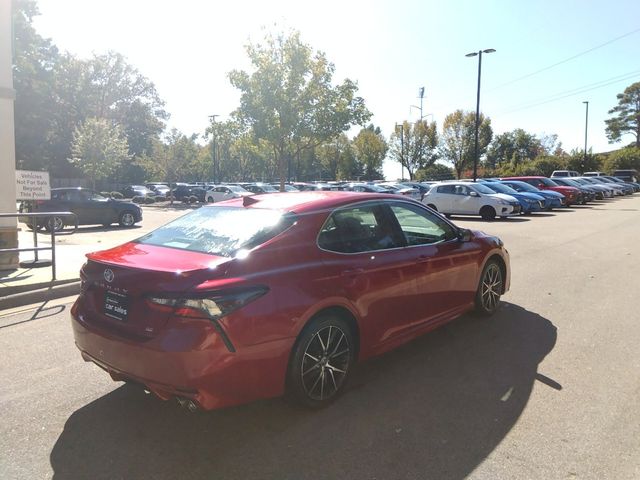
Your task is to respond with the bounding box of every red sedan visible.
[502,176,581,206]
[71,192,510,410]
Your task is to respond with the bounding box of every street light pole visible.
[395,123,405,181]
[582,101,589,171]
[466,48,495,182]
[208,114,218,183]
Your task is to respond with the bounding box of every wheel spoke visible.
[302,362,320,376]
[330,333,345,355]
[304,352,319,362]
[327,368,338,391]
[326,363,346,374]
[316,331,326,352]
[309,369,323,395]
[330,348,349,359]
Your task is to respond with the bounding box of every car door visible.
[386,201,482,329]
[451,185,477,214]
[430,185,455,212]
[77,191,112,225]
[316,201,423,349]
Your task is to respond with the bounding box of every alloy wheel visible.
[120,212,135,226]
[301,325,351,402]
[480,263,502,312]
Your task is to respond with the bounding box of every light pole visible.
[466,48,495,182]
[410,86,425,120]
[395,122,405,181]
[208,114,218,183]
[582,101,589,171]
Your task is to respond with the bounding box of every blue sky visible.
[32,0,640,179]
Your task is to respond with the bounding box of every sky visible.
[32,0,640,179]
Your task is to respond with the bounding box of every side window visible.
[389,203,458,246]
[318,204,400,253]
[437,185,455,194]
[454,185,469,195]
[66,191,83,202]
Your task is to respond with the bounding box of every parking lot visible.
[2,195,640,479]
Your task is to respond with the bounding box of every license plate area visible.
[104,290,129,321]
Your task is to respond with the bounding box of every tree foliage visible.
[228,31,371,189]
[70,118,130,189]
[605,82,640,147]
[389,120,438,180]
[440,110,492,179]
[353,125,387,180]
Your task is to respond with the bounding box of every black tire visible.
[44,216,64,233]
[118,211,136,228]
[480,205,496,221]
[102,223,111,228]
[475,260,504,316]
[287,315,355,408]
[207,196,214,203]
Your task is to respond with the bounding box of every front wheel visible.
[44,216,64,233]
[118,211,136,227]
[480,206,496,221]
[287,315,355,408]
[475,260,504,316]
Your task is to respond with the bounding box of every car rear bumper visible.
[70,299,292,410]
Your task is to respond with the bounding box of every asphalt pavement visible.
[1,196,639,480]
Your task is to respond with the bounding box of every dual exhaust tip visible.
[176,396,199,412]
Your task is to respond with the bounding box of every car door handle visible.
[341,268,365,277]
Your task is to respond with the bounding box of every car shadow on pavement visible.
[50,303,557,480]
[449,216,530,223]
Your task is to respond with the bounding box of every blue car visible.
[499,180,564,210]
[485,181,545,214]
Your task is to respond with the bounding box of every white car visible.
[423,181,521,220]
[205,185,253,203]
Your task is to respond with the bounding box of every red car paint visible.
[502,176,580,206]
[71,192,510,410]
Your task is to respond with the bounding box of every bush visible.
[144,196,156,204]
[602,147,640,173]
[132,196,146,204]
[100,191,111,198]
[110,191,123,199]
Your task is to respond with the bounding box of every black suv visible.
[19,188,143,231]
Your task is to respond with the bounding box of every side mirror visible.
[538,183,545,188]
[458,228,472,242]
[469,191,480,197]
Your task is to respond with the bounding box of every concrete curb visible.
[0,280,80,310]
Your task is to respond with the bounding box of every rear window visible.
[136,206,293,257]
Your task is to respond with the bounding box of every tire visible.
[475,260,504,316]
[207,197,214,203]
[118,211,136,228]
[44,216,64,233]
[480,205,496,221]
[287,315,355,408]
[426,204,437,211]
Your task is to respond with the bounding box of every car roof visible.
[206,191,405,213]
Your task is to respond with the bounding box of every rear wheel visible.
[118,211,136,227]
[287,315,355,408]
[475,260,503,316]
[480,206,496,221]
[206,196,214,203]
[44,216,64,233]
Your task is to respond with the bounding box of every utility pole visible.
[208,114,218,183]
[582,101,589,171]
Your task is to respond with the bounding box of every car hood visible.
[488,193,519,203]
[514,192,545,201]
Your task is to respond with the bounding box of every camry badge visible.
[104,269,115,283]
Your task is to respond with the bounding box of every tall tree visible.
[605,81,640,147]
[70,118,130,189]
[486,128,542,168]
[440,110,492,179]
[228,31,371,190]
[353,125,387,180]
[389,120,438,180]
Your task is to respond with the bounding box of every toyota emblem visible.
[104,269,115,283]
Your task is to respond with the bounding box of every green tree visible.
[389,120,438,180]
[353,125,387,180]
[440,110,492,179]
[605,82,640,147]
[70,118,130,189]
[416,163,454,181]
[228,31,371,190]
[486,128,542,168]
[602,146,640,172]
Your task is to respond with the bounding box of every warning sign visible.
[15,170,51,200]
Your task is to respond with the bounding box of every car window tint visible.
[437,185,456,194]
[318,204,400,253]
[389,203,457,246]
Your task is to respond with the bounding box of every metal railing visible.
[0,212,78,281]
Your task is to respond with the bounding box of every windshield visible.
[228,185,249,193]
[472,184,499,194]
[485,183,517,194]
[504,181,539,193]
[258,184,278,192]
[136,206,292,257]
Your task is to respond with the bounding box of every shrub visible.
[132,196,146,204]
[110,191,123,199]
[602,147,640,173]
[144,196,156,204]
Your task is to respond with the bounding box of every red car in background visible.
[501,176,581,206]
[71,192,510,411]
